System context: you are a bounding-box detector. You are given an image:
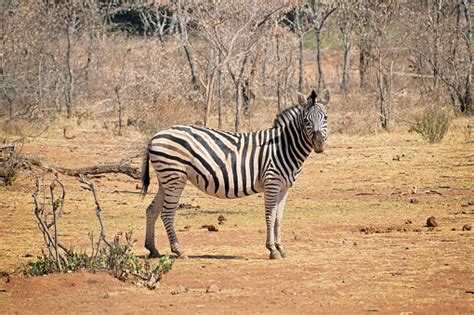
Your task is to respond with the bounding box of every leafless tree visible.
[336,0,357,95]
[308,1,336,92]
[175,0,204,93]
[191,1,285,131]
[405,0,472,114]
[281,5,312,93]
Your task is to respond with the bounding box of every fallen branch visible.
[22,156,141,180]
[56,163,141,180]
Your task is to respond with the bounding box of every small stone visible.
[405,220,412,225]
[409,198,418,204]
[462,224,472,231]
[426,216,438,227]
[218,214,227,222]
[206,284,220,293]
[183,225,191,230]
[207,225,219,232]
[171,285,188,295]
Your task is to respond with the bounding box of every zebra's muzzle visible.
[312,131,325,153]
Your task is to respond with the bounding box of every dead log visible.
[55,164,141,179]
[22,156,141,180]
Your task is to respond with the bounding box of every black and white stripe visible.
[141,90,329,259]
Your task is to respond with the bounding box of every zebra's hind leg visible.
[145,187,164,258]
[161,175,188,259]
[274,188,289,258]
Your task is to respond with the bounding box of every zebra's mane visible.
[272,105,304,128]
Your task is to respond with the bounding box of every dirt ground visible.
[0,117,473,314]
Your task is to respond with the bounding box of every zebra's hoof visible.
[177,253,189,259]
[269,250,282,260]
[148,251,161,259]
[279,250,287,258]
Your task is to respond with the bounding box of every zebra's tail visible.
[141,147,150,198]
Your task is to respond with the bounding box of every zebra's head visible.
[298,89,330,154]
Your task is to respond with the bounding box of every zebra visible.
[141,89,329,260]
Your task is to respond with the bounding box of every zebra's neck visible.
[267,111,313,185]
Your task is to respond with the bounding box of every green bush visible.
[24,231,173,289]
[410,106,450,143]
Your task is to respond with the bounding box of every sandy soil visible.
[0,117,473,314]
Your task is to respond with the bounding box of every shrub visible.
[0,144,20,186]
[24,231,173,289]
[27,176,173,290]
[410,106,450,143]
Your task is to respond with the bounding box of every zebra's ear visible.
[297,92,306,106]
[307,90,317,107]
[319,88,331,106]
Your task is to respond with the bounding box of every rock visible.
[360,226,377,234]
[206,284,220,293]
[207,225,218,232]
[405,220,412,224]
[462,224,472,231]
[217,214,227,222]
[411,186,417,194]
[426,216,438,227]
[183,225,191,230]
[409,198,418,204]
[171,285,188,295]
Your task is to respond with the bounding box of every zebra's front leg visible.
[274,188,289,258]
[264,181,282,260]
[161,178,188,259]
[145,187,164,258]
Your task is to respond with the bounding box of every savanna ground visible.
[0,115,473,314]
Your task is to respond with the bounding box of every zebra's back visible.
[148,124,268,199]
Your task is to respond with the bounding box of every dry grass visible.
[0,112,472,312]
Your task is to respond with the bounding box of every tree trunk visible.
[461,0,472,114]
[204,71,216,127]
[262,47,267,95]
[359,44,369,89]
[276,37,282,111]
[341,28,351,95]
[217,65,223,129]
[376,56,390,131]
[235,82,242,132]
[65,11,75,119]
[177,0,202,92]
[298,34,304,93]
[315,29,324,92]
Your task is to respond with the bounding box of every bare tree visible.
[281,5,312,93]
[308,1,336,92]
[405,0,472,114]
[371,1,400,131]
[192,1,284,131]
[175,0,204,93]
[336,0,356,95]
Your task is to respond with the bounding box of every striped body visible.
[142,90,329,259]
[149,119,311,199]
